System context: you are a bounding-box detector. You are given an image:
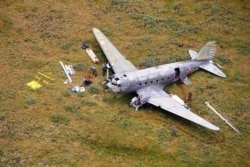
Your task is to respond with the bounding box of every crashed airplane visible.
[93,28,226,131]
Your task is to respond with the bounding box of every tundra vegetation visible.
[0,0,249,166]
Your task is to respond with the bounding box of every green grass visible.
[0,0,249,167]
[50,114,70,125]
[25,96,36,105]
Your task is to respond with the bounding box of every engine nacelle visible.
[130,95,150,111]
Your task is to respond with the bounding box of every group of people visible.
[82,66,97,86]
[81,62,111,86]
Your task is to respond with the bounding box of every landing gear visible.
[130,95,150,111]
[130,96,141,111]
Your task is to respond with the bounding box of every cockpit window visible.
[112,83,121,87]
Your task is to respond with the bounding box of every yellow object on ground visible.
[37,72,54,81]
[27,80,42,90]
[27,72,53,89]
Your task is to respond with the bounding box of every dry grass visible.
[0,0,249,166]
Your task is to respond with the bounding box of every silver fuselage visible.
[107,60,207,93]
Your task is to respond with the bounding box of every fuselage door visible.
[174,68,180,81]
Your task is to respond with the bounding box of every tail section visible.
[189,41,216,60]
[188,41,226,77]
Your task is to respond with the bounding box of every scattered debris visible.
[59,61,75,84]
[82,77,92,86]
[71,86,85,93]
[216,63,223,68]
[81,43,100,63]
[27,80,42,90]
[81,43,89,49]
[205,102,239,133]
[178,42,184,47]
[36,72,54,83]
[27,72,54,90]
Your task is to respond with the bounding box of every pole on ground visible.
[205,101,239,133]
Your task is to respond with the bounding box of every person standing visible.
[102,63,107,76]
[90,66,97,77]
[171,126,177,137]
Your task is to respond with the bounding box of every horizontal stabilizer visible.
[199,63,226,77]
[188,49,198,60]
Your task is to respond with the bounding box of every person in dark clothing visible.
[90,66,97,77]
[102,63,107,76]
[82,77,92,86]
[188,92,192,101]
[171,126,177,137]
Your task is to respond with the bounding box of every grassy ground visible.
[0,0,249,166]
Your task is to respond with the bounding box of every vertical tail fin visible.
[196,41,216,60]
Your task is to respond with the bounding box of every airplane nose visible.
[106,81,121,93]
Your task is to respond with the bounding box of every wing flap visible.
[93,28,138,74]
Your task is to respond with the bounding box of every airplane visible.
[92,27,226,131]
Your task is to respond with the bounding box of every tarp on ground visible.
[27,80,42,90]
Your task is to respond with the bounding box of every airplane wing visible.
[136,85,220,131]
[93,28,138,74]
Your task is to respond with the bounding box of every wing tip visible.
[207,124,220,131]
[212,127,220,131]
